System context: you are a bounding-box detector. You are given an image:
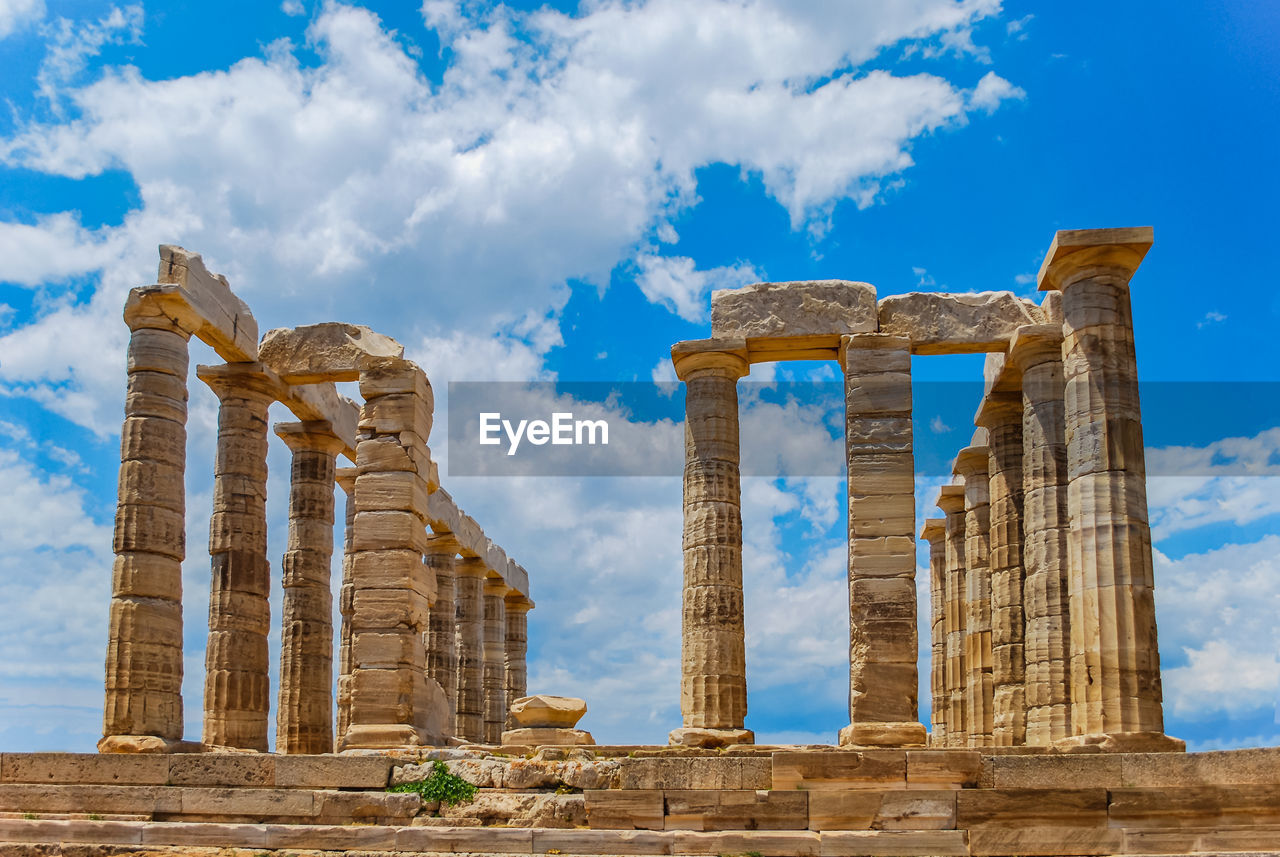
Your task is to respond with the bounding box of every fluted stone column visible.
[920,518,947,746]
[101,294,194,752]
[1039,227,1181,752]
[1009,325,1073,745]
[483,578,509,744]
[199,363,276,751]
[977,392,1027,746]
[839,334,926,747]
[274,421,344,755]
[335,467,357,743]
[670,340,752,748]
[504,595,533,729]
[425,534,460,730]
[955,446,993,747]
[937,485,968,748]
[454,556,487,743]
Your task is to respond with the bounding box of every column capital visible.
[936,484,967,516]
[1036,227,1153,293]
[1007,323,1065,373]
[197,362,284,404]
[671,339,749,381]
[123,286,202,337]
[483,576,511,598]
[953,446,990,479]
[974,390,1023,430]
[275,420,345,456]
[920,517,946,543]
[838,332,912,357]
[456,555,489,578]
[424,532,462,557]
[504,593,535,612]
[335,467,358,496]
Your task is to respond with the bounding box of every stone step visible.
[0,752,393,789]
[4,817,1280,855]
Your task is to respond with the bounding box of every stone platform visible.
[0,745,1278,855]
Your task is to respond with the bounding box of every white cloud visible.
[1198,310,1227,329]
[36,4,143,111]
[1146,427,1280,539]
[969,70,1026,113]
[635,255,761,322]
[0,0,43,40]
[282,0,305,16]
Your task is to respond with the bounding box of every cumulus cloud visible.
[969,70,1026,113]
[0,0,44,41]
[635,255,761,322]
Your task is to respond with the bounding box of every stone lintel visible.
[877,291,1043,355]
[335,467,358,495]
[671,338,749,380]
[259,322,404,384]
[425,488,530,599]
[710,279,877,344]
[936,485,966,515]
[144,245,259,361]
[920,517,946,543]
[953,446,990,479]
[1036,227,1153,292]
[196,362,285,401]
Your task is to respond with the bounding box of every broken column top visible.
[1036,227,1153,292]
[920,518,946,541]
[509,695,587,728]
[259,322,404,384]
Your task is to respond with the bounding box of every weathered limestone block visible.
[936,485,968,749]
[504,594,532,729]
[976,390,1027,747]
[585,789,665,830]
[482,578,509,744]
[710,280,877,359]
[840,334,925,748]
[808,789,956,830]
[275,422,344,755]
[670,340,752,747]
[877,291,1044,354]
[454,556,488,743]
[258,322,403,384]
[199,363,278,752]
[1039,227,1180,752]
[502,727,596,746]
[772,750,906,790]
[510,694,588,727]
[664,790,808,831]
[103,299,192,751]
[955,446,993,748]
[151,244,258,361]
[1008,324,1073,746]
[440,791,586,829]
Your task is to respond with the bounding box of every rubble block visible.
[772,750,906,790]
[663,789,808,831]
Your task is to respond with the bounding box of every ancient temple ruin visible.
[671,226,1181,754]
[104,245,532,754]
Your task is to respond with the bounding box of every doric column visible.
[839,334,926,748]
[920,518,947,746]
[954,446,993,747]
[1038,227,1181,752]
[504,594,533,729]
[335,467,356,743]
[669,340,753,748]
[341,356,445,750]
[424,534,460,730]
[101,293,194,752]
[274,421,344,754]
[483,578,509,744]
[936,485,968,748]
[977,392,1027,747]
[1008,325,1073,745]
[198,363,277,751]
[454,556,487,743]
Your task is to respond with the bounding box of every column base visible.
[668,727,754,748]
[501,727,595,747]
[97,735,205,754]
[1055,731,1186,754]
[338,724,445,751]
[838,721,928,748]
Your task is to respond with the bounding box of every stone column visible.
[198,363,277,751]
[454,556,487,743]
[274,421,344,755]
[670,340,752,747]
[977,392,1027,747]
[936,485,968,748]
[101,293,194,752]
[335,467,357,743]
[341,356,446,750]
[483,578,509,744]
[920,518,947,746]
[954,446,993,748]
[504,595,533,729]
[1008,325,1073,745]
[1038,227,1181,752]
[424,534,460,730]
[839,334,926,747]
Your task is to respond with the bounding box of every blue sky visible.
[0,0,1277,753]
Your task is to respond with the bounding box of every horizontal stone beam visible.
[877,291,1045,355]
[259,323,404,384]
[710,280,877,359]
[425,487,529,599]
[153,245,259,361]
